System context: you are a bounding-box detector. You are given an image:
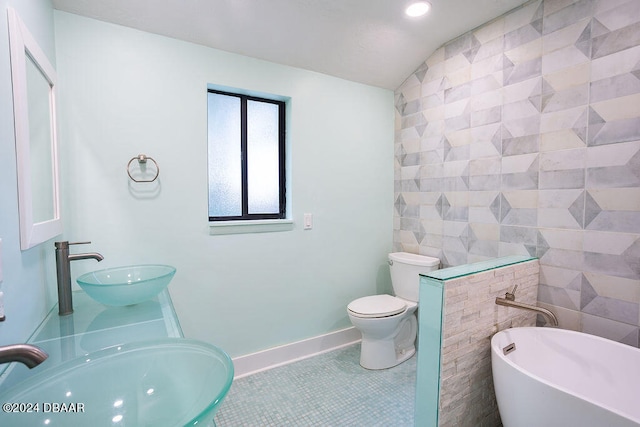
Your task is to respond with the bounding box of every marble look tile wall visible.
[394,0,640,346]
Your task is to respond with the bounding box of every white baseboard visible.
[232,327,362,379]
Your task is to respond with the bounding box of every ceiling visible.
[51,0,530,90]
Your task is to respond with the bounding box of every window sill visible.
[209,219,294,235]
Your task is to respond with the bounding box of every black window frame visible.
[207,89,286,222]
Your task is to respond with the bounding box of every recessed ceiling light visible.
[405,1,431,18]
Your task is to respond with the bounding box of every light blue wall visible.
[0,0,59,348]
[54,12,394,357]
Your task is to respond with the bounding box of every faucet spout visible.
[68,253,104,262]
[55,241,104,316]
[0,344,48,369]
[495,296,559,327]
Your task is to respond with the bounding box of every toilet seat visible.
[347,295,406,318]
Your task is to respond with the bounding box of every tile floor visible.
[214,343,416,426]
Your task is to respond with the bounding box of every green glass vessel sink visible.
[0,338,234,426]
[77,265,176,306]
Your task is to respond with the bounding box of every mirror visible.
[8,8,62,250]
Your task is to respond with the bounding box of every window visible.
[207,89,286,221]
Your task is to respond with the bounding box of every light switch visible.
[303,213,313,230]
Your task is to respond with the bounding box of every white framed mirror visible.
[8,7,62,250]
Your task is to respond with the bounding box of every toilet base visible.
[358,314,417,370]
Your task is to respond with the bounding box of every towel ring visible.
[127,154,159,183]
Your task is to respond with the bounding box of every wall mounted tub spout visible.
[55,241,104,316]
[495,285,559,327]
[0,344,48,369]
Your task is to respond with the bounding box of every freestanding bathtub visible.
[491,327,640,427]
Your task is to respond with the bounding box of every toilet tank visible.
[389,252,440,302]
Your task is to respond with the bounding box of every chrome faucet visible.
[0,344,48,368]
[55,241,104,316]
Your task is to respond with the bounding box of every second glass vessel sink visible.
[76,264,176,306]
[0,338,233,426]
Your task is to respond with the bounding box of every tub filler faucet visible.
[0,344,48,368]
[495,285,559,327]
[55,241,104,316]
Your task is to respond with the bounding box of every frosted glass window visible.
[207,89,285,221]
[247,100,280,214]
[208,93,242,217]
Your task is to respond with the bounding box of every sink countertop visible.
[0,289,183,390]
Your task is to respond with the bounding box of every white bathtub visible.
[491,327,640,427]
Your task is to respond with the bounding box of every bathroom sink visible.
[0,338,234,426]
[76,264,176,306]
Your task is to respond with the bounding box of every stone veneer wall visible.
[394,0,640,345]
[416,258,539,426]
[440,259,538,426]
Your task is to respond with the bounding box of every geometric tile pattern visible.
[214,344,415,426]
[394,0,640,346]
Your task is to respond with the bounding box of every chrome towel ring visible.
[127,154,159,183]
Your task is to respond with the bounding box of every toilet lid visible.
[348,295,406,318]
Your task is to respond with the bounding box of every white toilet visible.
[347,252,440,370]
